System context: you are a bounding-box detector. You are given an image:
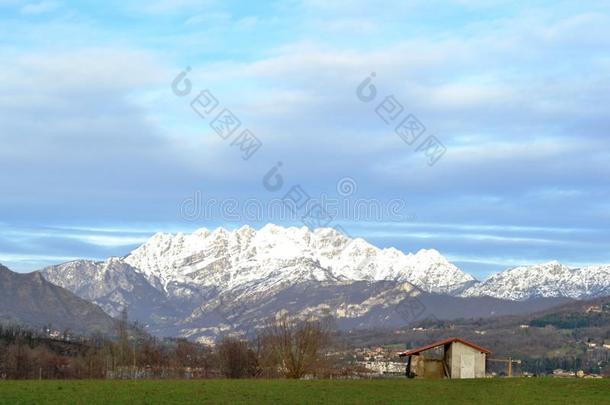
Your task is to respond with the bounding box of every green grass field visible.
[0,378,608,404]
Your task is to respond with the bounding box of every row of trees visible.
[0,314,336,380]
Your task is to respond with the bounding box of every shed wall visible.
[448,342,486,379]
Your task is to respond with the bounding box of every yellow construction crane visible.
[488,357,522,377]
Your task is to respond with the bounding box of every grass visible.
[0,378,608,404]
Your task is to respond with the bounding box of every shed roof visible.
[398,337,491,357]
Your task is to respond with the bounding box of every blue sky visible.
[1,0,609,278]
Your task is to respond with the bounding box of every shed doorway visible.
[460,354,475,378]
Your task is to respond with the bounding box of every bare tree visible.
[260,314,331,379]
[116,307,130,367]
[216,337,258,378]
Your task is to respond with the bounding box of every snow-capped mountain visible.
[38,224,609,341]
[123,224,475,295]
[41,258,183,323]
[39,225,482,339]
[461,261,610,300]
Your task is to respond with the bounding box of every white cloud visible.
[1,0,610,274]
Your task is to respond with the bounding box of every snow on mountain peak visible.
[93,225,610,302]
[122,224,471,294]
[461,260,610,300]
[193,228,211,237]
[38,225,610,343]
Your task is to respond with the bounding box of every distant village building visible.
[360,361,406,375]
[585,305,602,314]
[48,330,62,339]
[553,368,603,379]
[553,369,576,378]
[399,337,490,379]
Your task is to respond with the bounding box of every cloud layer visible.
[0,0,609,277]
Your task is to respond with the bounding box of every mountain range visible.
[462,260,610,300]
[36,225,610,342]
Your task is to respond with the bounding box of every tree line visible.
[0,312,341,380]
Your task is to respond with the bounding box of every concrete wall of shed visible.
[447,342,486,379]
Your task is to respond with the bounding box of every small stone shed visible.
[398,337,490,379]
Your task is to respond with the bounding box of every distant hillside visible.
[0,264,117,335]
[528,297,610,329]
[339,296,610,375]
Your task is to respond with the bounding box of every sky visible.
[1,0,609,279]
